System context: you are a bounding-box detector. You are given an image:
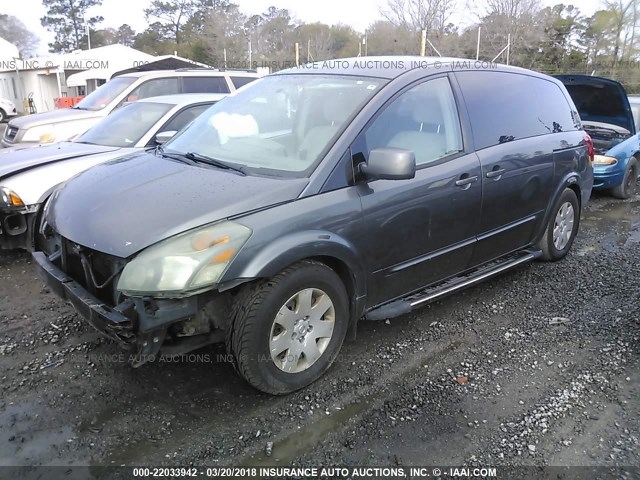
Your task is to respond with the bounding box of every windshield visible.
[163,74,387,176]
[74,76,137,111]
[76,101,173,147]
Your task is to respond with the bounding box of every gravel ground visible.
[0,192,638,472]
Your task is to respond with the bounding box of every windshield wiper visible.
[185,152,246,176]
[154,145,198,165]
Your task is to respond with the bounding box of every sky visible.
[2,0,605,56]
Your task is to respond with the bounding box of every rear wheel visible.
[227,260,349,395]
[611,158,638,199]
[537,188,580,261]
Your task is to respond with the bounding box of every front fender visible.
[219,230,366,298]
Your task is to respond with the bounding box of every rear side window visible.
[127,78,181,102]
[456,71,577,150]
[183,77,229,94]
[231,76,257,89]
[535,79,580,133]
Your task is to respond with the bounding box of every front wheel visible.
[227,260,349,394]
[611,158,638,199]
[0,109,5,123]
[537,188,580,261]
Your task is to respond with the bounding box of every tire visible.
[0,109,5,123]
[227,260,349,395]
[536,188,580,261]
[611,158,638,200]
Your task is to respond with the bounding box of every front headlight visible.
[117,221,252,296]
[593,155,618,165]
[22,124,55,143]
[0,187,25,208]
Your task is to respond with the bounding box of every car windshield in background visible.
[74,76,137,111]
[163,74,388,176]
[75,101,173,147]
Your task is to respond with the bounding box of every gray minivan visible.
[34,57,593,394]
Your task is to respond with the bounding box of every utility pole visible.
[248,39,252,65]
[420,30,426,56]
[85,15,91,49]
[506,34,511,65]
[476,26,481,60]
[295,42,299,67]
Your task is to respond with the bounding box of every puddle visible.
[242,398,372,466]
[578,198,640,254]
[241,339,467,466]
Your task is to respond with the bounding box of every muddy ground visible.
[0,192,638,474]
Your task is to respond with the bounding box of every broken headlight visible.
[117,221,252,297]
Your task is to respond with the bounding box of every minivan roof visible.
[275,56,551,80]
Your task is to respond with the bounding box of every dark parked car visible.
[556,75,639,198]
[33,57,593,394]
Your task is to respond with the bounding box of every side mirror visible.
[155,130,177,145]
[360,148,416,181]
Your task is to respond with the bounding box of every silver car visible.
[1,69,257,148]
[0,93,225,250]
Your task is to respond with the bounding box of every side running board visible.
[364,249,542,321]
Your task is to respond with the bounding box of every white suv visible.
[1,69,259,148]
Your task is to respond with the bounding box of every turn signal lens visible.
[191,232,230,251]
[9,192,24,206]
[39,133,55,143]
[593,155,617,165]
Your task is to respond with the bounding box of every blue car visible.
[556,75,639,199]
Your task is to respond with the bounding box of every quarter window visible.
[362,76,463,166]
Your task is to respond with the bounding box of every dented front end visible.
[33,231,232,366]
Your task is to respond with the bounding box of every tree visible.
[133,22,176,55]
[40,0,104,52]
[144,0,196,45]
[603,0,636,64]
[114,24,136,46]
[380,0,456,36]
[201,2,248,66]
[365,20,421,55]
[0,15,39,57]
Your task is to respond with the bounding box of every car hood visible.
[555,74,635,134]
[8,108,101,129]
[0,142,119,180]
[47,152,309,257]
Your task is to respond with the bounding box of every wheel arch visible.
[533,175,582,246]
[219,231,368,330]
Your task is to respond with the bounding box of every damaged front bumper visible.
[0,206,39,250]
[32,251,226,366]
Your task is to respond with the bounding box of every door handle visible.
[486,168,506,179]
[455,175,479,187]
